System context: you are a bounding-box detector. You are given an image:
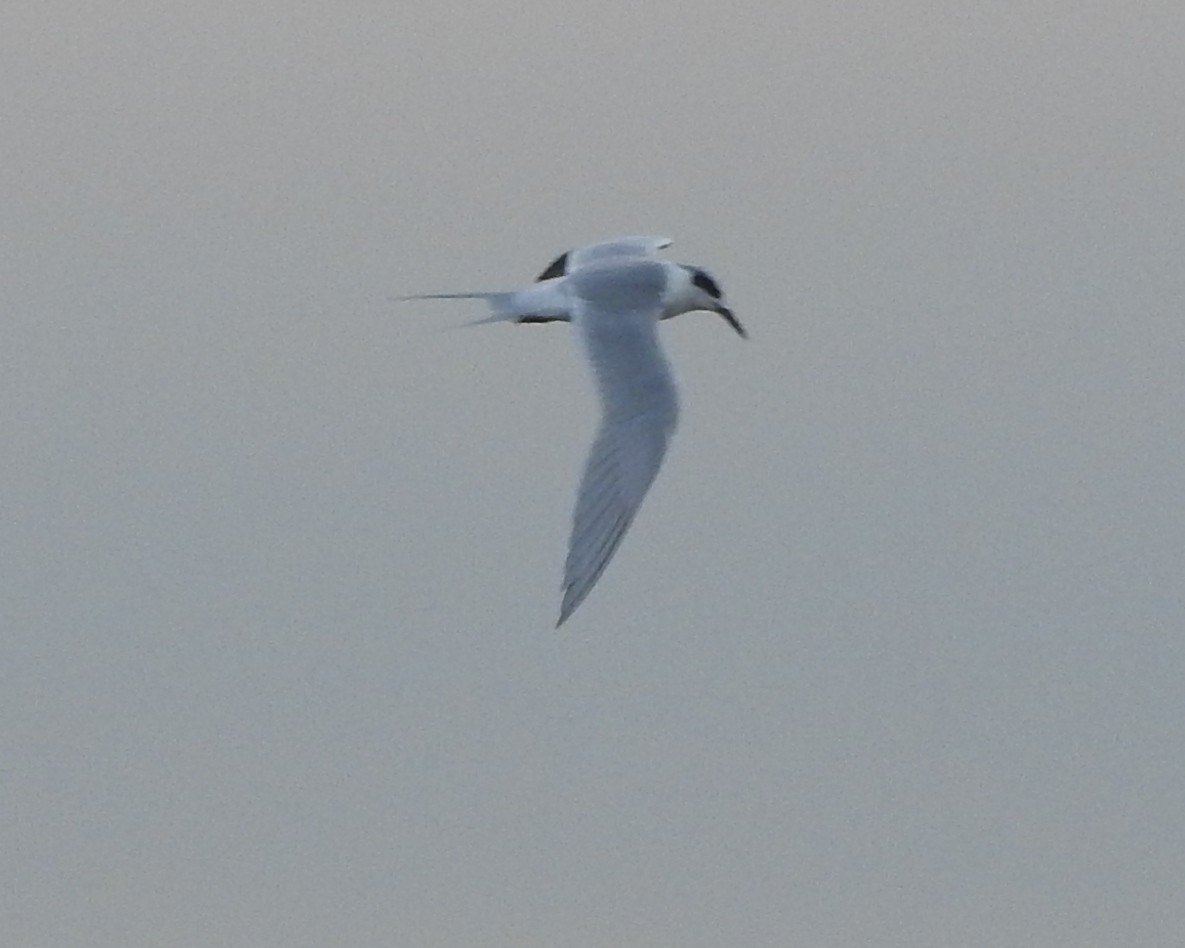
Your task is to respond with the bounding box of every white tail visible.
[396,280,572,327]
[395,291,522,326]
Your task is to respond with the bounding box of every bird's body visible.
[402,237,745,625]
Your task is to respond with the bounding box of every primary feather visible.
[557,261,679,625]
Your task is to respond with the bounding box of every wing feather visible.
[557,290,678,626]
[536,236,672,281]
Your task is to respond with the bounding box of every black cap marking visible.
[690,267,723,299]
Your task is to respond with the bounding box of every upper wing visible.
[557,289,679,626]
[536,235,673,282]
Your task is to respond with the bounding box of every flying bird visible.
[402,236,745,626]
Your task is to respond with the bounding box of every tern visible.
[402,236,746,626]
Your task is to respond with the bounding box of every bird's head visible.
[671,265,746,338]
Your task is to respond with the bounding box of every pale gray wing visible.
[537,235,672,281]
[557,289,678,626]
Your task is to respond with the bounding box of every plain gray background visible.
[3,2,1183,946]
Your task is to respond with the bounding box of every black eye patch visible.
[690,268,722,299]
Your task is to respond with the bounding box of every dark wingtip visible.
[536,251,569,282]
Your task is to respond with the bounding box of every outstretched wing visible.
[557,278,678,626]
[537,235,673,282]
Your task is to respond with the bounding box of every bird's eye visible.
[536,252,569,282]
[690,268,722,299]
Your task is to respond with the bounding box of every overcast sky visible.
[3,2,1184,946]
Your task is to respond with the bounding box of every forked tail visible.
[396,282,571,327]
[395,291,522,326]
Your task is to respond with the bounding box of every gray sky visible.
[3,2,1183,946]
